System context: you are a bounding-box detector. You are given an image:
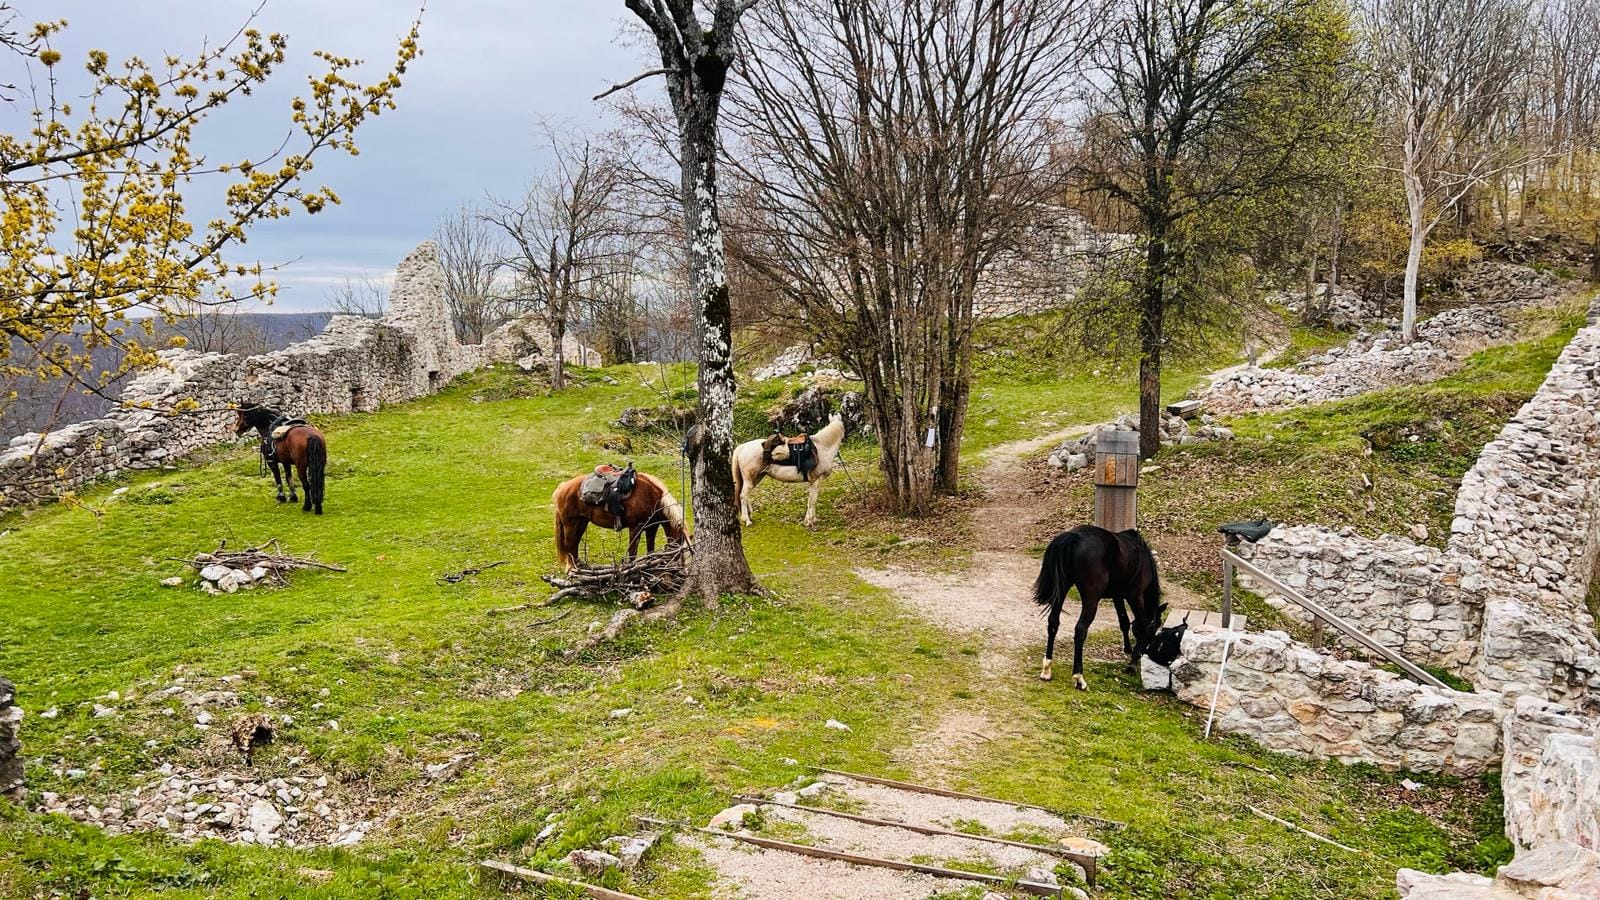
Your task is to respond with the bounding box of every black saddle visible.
[764,433,819,481]
[581,463,637,522]
[263,414,309,462]
[1218,519,1275,543]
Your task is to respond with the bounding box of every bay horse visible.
[233,403,328,514]
[552,470,686,572]
[1034,524,1166,690]
[731,413,845,527]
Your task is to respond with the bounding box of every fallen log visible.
[478,859,650,899]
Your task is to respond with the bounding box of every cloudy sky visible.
[13,1,646,311]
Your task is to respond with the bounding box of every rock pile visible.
[1,677,21,800]
[1443,261,1566,308]
[1046,413,1233,471]
[1278,283,1385,329]
[768,385,869,436]
[194,564,273,594]
[39,761,370,848]
[752,344,855,383]
[1202,263,1565,415]
[1161,629,1505,776]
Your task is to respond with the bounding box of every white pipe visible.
[1203,630,1238,740]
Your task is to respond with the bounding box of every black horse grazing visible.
[1034,525,1166,690]
[233,403,328,514]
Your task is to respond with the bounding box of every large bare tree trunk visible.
[1137,228,1168,459]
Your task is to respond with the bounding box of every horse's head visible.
[232,402,271,436]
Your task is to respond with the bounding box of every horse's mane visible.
[1114,528,1162,610]
[639,473,686,531]
[812,414,845,449]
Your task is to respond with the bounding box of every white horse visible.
[732,413,845,527]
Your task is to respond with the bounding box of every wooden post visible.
[1221,557,1234,629]
[1093,430,1139,532]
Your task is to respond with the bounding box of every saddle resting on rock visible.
[580,463,637,523]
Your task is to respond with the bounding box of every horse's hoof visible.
[1074,675,1088,691]
[314,508,323,516]
[1038,671,1052,682]
[276,496,287,504]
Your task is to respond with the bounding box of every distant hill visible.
[4,312,337,439]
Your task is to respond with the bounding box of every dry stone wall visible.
[1164,630,1505,776]
[1447,318,1600,707]
[1228,293,1600,710]
[1501,695,1600,853]
[0,241,562,512]
[1234,526,1481,670]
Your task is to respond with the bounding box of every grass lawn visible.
[0,311,1521,898]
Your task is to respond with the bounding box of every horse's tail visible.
[1034,531,1078,610]
[306,431,327,511]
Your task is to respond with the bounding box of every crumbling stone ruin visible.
[0,241,581,512]
[1142,289,1600,894]
[1047,412,1233,471]
[1201,263,1567,414]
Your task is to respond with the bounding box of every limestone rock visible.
[708,803,758,830]
[564,849,621,877]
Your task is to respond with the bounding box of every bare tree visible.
[727,0,1097,512]
[326,274,390,317]
[1076,0,1359,457]
[616,0,759,597]
[168,297,269,355]
[435,205,507,343]
[1367,0,1537,341]
[484,129,623,390]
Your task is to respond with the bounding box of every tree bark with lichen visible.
[624,0,757,598]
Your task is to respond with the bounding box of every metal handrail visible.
[1221,547,1450,690]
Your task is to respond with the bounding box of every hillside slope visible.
[0,345,1520,898]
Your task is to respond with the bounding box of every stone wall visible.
[1447,320,1600,707]
[0,241,564,512]
[1165,629,1505,776]
[1234,526,1481,669]
[1229,294,1600,710]
[0,677,20,800]
[1501,696,1600,853]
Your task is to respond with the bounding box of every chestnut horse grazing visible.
[552,470,686,572]
[234,403,328,514]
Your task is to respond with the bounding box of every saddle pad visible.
[271,425,296,440]
[580,472,612,507]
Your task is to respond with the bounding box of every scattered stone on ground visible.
[564,848,623,877]
[1047,413,1233,471]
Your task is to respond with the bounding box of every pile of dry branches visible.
[539,544,688,605]
[170,539,346,587]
